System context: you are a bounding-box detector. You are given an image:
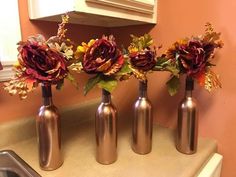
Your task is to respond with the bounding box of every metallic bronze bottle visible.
[176,76,198,154]
[36,84,63,170]
[132,80,153,154]
[95,89,117,164]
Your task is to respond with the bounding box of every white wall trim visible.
[86,0,154,14]
[0,61,15,82]
[197,153,223,177]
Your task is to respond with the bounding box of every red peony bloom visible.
[167,39,216,77]
[82,36,124,75]
[129,49,156,71]
[178,40,207,76]
[18,36,68,83]
[165,23,223,94]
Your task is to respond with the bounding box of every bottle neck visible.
[185,90,192,97]
[185,76,194,98]
[41,84,53,106]
[139,80,147,98]
[102,89,111,103]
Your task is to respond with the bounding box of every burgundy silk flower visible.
[129,50,156,71]
[18,42,68,83]
[83,38,124,75]
[177,40,209,76]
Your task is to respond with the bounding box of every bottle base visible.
[96,158,117,165]
[176,146,197,155]
[40,161,63,171]
[132,146,152,155]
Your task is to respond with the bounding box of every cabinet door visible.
[197,153,223,177]
[85,0,155,15]
[28,0,157,27]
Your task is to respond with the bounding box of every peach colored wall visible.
[1,0,235,177]
[111,0,236,177]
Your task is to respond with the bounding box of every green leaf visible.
[116,61,132,76]
[154,57,169,70]
[154,57,180,76]
[56,80,64,90]
[66,73,79,89]
[143,34,153,48]
[166,76,180,96]
[138,41,143,51]
[130,33,153,50]
[165,66,180,76]
[98,78,118,93]
[67,62,83,73]
[206,62,216,67]
[121,45,128,55]
[84,74,102,95]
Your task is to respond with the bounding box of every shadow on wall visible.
[113,78,138,131]
[194,84,216,118]
[30,20,110,45]
[109,24,155,48]
[149,73,182,129]
[148,72,217,129]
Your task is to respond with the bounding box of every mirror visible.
[0,170,20,177]
[0,150,41,177]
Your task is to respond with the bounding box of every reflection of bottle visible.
[0,47,3,70]
[36,84,63,170]
[95,89,117,164]
[0,60,2,70]
[132,80,153,154]
[176,76,198,154]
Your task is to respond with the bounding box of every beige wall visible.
[0,0,235,176]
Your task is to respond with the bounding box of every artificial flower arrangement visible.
[164,23,223,95]
[125,34,156,80]
[72,35,125,95]
[4,15,76,99]
[122,34,180,155]
[70,33,176,94]
[120,34,178,81]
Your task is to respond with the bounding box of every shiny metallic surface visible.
[176,77,198,154]
[132,81,153,154]
[95,89,117,164]
[36,85,63,170]
[0,150,41,177]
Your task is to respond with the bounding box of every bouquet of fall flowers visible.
[119,34,177,81]
[4,15,75,99]
[125,34,157,81]
[165,23,223,95]
[72,35,124,94]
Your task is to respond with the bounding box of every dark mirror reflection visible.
[0,170,20,177]
[0,150,41,177]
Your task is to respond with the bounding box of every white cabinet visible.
[197,153,223,177]
[27,0,157,27]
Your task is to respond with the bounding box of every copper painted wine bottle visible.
[36,84,63,170]
[132,80,153,154]
[95,89,117,164]
[176,76,198,154]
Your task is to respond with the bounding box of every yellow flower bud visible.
[88,39,95,47]
[77,45,85,53]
